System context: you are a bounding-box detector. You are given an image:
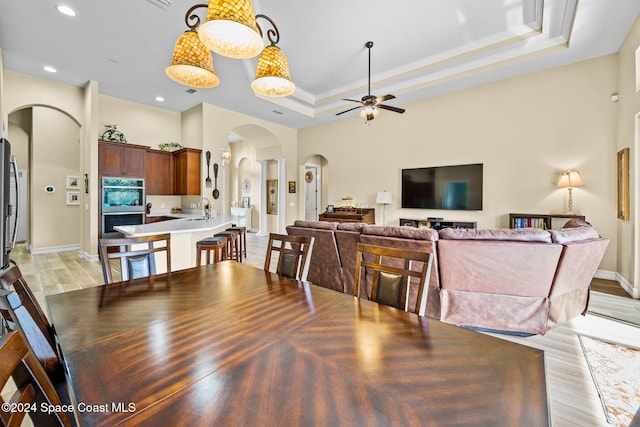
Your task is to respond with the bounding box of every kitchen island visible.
[115,215,234,271]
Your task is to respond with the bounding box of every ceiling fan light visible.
[251,45,295,97]
[198,0,263,59]
[166,31,220,88]
[359,106,379,120]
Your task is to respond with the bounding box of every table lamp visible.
[376,191,393,225]
[557,170,583,214]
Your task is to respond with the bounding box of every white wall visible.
[299,55,619,272]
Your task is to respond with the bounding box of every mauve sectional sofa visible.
[286,220,609,335]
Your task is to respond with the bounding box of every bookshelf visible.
[509,213,586,230]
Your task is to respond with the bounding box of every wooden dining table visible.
[46,261,549,426]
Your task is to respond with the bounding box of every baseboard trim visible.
[29,244,80,255]
[595,269,639,299]
[616,273,638,299]
[79,251,100,263]
[594,269,617,281]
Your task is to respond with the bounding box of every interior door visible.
[304,166,320,221]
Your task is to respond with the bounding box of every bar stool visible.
[214,230,242,262]
[196,236,227,266]
[226,226,247,259]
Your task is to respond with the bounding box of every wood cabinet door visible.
[99,141,146,177]
[123,146,146,177]
[99,143,124,176]
[173,149,201,195]
[146,150,173,195]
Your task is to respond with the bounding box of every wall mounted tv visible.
[401,163,483,210]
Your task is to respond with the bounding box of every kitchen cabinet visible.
[174,148,201,195]
[146,149,174,195]
[99,140,146,177]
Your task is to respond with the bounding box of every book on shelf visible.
[511,217,546,229]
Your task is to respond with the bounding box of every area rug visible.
[579,335,640,426]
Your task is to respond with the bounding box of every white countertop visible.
[115,215,234,237]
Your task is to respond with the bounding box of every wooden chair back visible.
[353,243,433,316]
[98,233,171,284]
[0,331,73,427]
[0,266,63,383]
[263,234,314,281]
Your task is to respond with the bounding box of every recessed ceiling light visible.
[155,96,165,102]
[43,66,57,73]
[56,5,77,17]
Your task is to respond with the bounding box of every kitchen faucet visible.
[197,197,211,220]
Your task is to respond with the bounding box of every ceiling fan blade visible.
[341,98,364,104]
[336,105,364,116]
[376,94,396,103]
[378,104,406,114]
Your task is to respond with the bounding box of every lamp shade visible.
[376,191,393,204]
[166,31,220,89]
[198,0,264,59]
[251,45,295,97]
[557,170,584,188]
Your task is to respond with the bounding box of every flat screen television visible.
[401,163,483,210]
[0,138,18,271]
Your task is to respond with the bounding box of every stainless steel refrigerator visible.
[1,138,19,271]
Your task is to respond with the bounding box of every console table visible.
[399,218,477,230]
[319,207,375,224]
[509,213,586,230]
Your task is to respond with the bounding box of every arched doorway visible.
[8,105,81,253]
[303,155,328,221]
[225,125,284,234]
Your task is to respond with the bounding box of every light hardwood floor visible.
[5,234,640,427]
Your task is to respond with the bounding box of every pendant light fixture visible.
[250,14,295,97]
[166,1,295,97]
[166,29,220,88]
[198,0,263,59]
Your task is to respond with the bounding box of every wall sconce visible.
[221,146,231,165]
[166,1,295,97]
[376,191,393,225]
[557,170,584,214]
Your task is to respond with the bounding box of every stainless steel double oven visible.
[101,177,145,238]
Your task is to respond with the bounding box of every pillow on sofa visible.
[362,225,439,241]
[548,227,600,244]
[292,220,338,230]
[439,228,552,243]
[563,218,592,228]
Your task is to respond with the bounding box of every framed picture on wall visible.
[267,179,278,215]
[617,147,629,220]
[66,191,80,206]
[242,197,250,208]
[66,175,80,190]
[288,181,296,193]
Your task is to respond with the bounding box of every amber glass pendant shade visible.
[251,45,295,97]
[166,31,220,88]
[198,0,264,59]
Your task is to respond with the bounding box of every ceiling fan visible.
[336,41,406,122]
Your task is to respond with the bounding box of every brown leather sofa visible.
[286,220,609,335]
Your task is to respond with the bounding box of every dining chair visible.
[0,330,74,427]
[263,233,314,281]
[0,265,64,383]
[98,233,171,284]
[353,243,433,316]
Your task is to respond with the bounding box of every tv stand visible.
[399,218,477,230]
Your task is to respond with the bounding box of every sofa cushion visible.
[548,227,600,244]
[362,225,439,241]
[439,228,552,243]
[292,220,338,230]
[337,222,367,232]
